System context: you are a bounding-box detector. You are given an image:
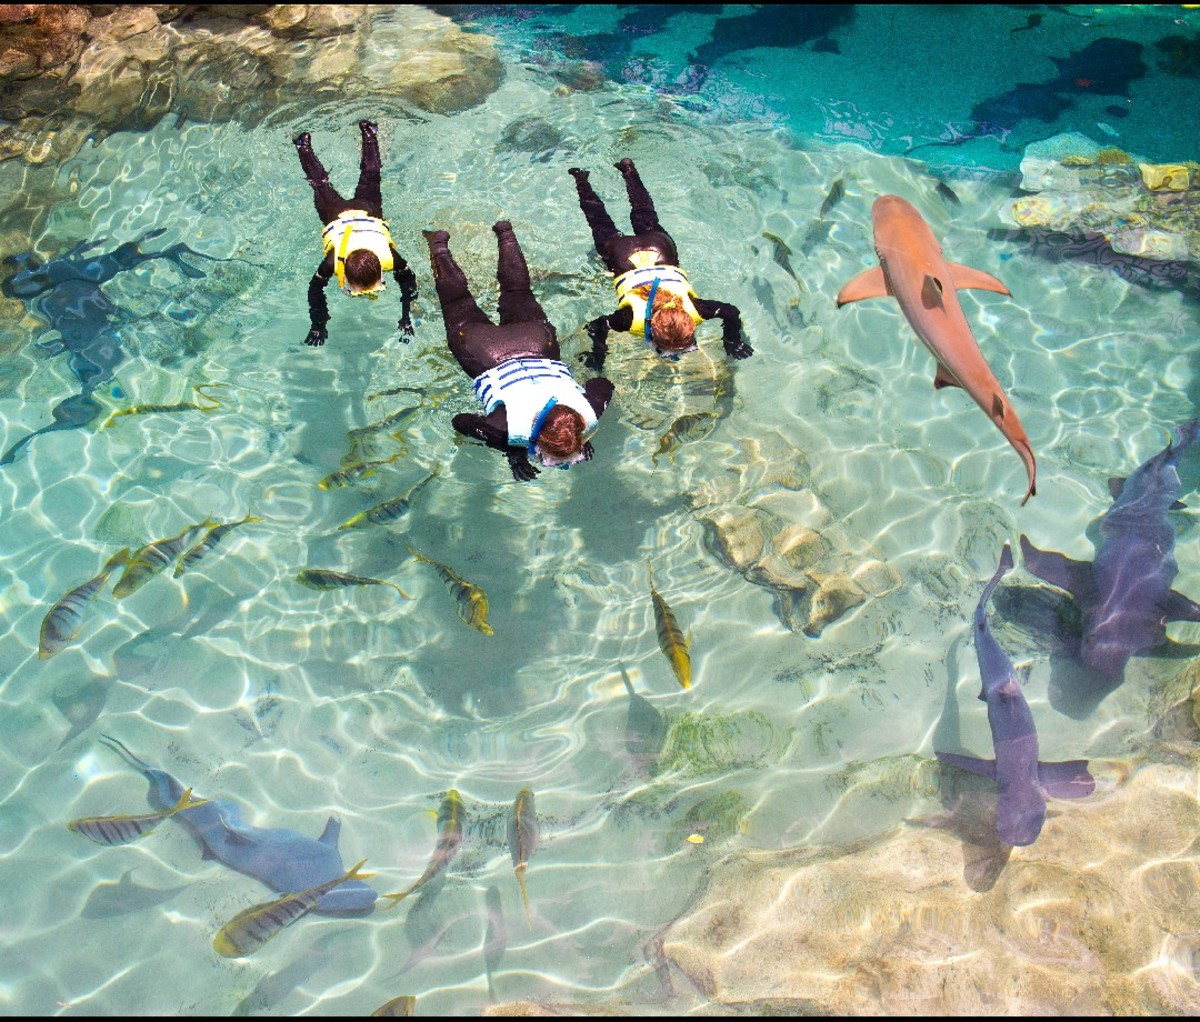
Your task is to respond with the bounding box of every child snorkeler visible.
[425,221,614,481]
[293,120,419,347]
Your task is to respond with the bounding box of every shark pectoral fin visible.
[933,363,961,390]
[921,274,946,310]
[947,261,1011,296]
[1037,759,1094,799]
[935,751,996,779]
[835,266,888,306]
[1161,589,1200,623]
[318,815,342,847]
[1018,535,1093,598]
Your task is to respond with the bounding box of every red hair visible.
[637,285,695,352]
[535,405,586,459]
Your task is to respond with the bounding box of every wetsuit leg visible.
[569,168,624,261]
[617,157,662,235]
[351,120,383,215]
[494,221,548,326]
[294,132,346,224]
[424,230,491,341]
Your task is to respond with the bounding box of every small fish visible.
[114,519,216,598]
[372,996,417,1017]
[648,561,691,690]
[338,468,439,530]
[934,181,961,206]
[173,515,262,577]
[507,787,539,931]
[295,569,411,600]
[653,412,717,465]
[318,453,402,490]
[761,230,806,295]
[819,177,846,218]
[213,859,376,958]
[346,404,421,445]
[383,790,466,909]
[39,548,130,659]
[102,384,225,427]
[68,787,209,845]
[407,547,493,636]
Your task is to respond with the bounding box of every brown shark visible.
[837,194,1036,505]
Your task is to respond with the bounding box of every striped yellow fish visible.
[338,468,438,530]
[68,787,209,845]
[295,569,411,600]
[173,515,262,577]
[39,548,130,660]
[648,560,691,689]
[407,547,493,636]
[318,453,402,490]
[371,996,417,1017]
[213,859,375,958]
[102,383,225,427]
[114,519,216,598]
[383,790,465,909]
[507,787,539,930]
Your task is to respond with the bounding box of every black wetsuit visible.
[294,120,418,346]
[570,158,753,369]
[426,221,614,481]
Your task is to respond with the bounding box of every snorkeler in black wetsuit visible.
[569,157,753,369]
[425,221,614,482]
[293,120,418,347]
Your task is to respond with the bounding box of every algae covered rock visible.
[656,709,785,777]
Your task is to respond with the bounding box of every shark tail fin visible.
[935,751,996,779]
[1036,759,1094,799]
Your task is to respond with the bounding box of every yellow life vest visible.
[613,262,703,337]
[321,210,395,292]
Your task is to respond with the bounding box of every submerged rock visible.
[0,6,504,165]
[1000,131,1200,267]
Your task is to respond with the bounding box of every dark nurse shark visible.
[0,229,213,466]
[937,545,1094,847]
[1021,420,1200,687]
[100,734,377,916]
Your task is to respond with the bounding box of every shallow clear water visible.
[1,5,1199,1016]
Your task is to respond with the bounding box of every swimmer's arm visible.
[390,246,418,340]
[452,410,539,481]
[582,307,632,370]
[693,297,753,359]
[305,255,335,347]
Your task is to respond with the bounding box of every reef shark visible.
[99,734,376,916]
[0,229,211,466]
[836,194,1036,505]
[1021,420,1200,680]
[936,545,1094,846]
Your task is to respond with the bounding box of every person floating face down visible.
[426,221,615,482]
[293,120,419,347]
[568,157,754,370]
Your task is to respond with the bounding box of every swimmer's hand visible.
[507,448,539,482]
[581,441,594,461]
[305,326,328,348]
[725,336,754,360]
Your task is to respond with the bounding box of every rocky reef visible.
[999,131,1200,267]
[0,4,504,166]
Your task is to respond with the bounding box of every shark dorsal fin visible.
[318,815,342,847]
[921,274,945,310]
[992,393,1005,420]
[946,261,1011,296]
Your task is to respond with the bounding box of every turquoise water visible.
[1,5,1199,1016]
